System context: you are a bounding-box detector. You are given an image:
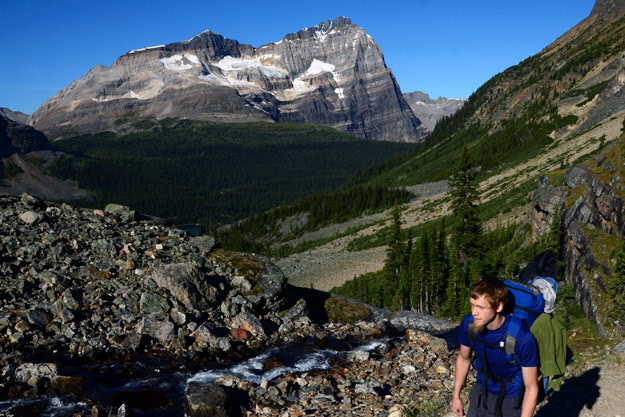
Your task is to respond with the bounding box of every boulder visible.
[18,211,44,225]
[26,308,51,329]
[14,363,57,385]
[257,262,287,312]
[136,315,175,343]
[230,312,266,340]
[51,375,84,396]
[139,291,170,314]
[282,299,309,323]
[104,203,135,222]
[50,300,75,323]
[184,381,228,417]
[190,235,217,254]
[192,323,231,352]
[151,263,223,311]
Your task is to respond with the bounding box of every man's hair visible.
[470,277,508,310]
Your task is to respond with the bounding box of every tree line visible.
[332,147,563,319]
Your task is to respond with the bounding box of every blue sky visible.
[1,0,595,115]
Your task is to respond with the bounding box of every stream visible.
[0,338,390,416]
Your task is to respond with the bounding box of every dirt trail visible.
[535,363,625,417]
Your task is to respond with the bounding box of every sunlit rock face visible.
[31,17,425,142]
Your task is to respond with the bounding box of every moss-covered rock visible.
[324,296,371,324]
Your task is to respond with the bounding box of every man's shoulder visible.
[460,314,473,326]
[458,314,474,347]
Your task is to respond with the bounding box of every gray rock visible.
[257,261,287,312]
[50,300,74,323]
[354,380,385,395]
[230,312,266,339]
[20,193,44,208]
[136,315,175,343]
[220,295,253,319]
[14,363,57,384]
[282,299,309,323]
[192,322,231,352]
[26,308,51,329]
[18,211,44,225]
[190,235,217,254]
[615,339,625,353]
[104,203,135,222]
[230,276,253,293]
[171,310,187,326]
[151,263,223,311]
[390,311,457,335]
[185,381,228,417]
[563,166,588,188]
[139,291,170,314]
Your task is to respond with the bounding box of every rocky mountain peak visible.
[0,108,29,125]
[32,18,424,142]
[403,91,466,132]
[590,0,625,20]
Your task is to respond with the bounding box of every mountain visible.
[0,107,29,125]
[30,17,425,142]
[403,91,465,132]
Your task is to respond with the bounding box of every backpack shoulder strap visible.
[504,315,522,356]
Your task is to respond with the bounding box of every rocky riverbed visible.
[0,193,460,416]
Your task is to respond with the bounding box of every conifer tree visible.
[449,146,483,283]
[395,231,413,310]
[611,240,625,321]
[444,238,469,319]
[383,204,404,308]
[429,224,448,313]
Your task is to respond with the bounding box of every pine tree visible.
[444,238,469,319]
[395,231,414,310]
[449,146,483,282]
[611,240,625,321]
[383,204,404,308]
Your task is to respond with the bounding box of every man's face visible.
[470,294,499,333]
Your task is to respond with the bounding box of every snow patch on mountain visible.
[160,54,200,71]
[215,56,287,79]
[306,59,339,83]
[128,45,165,54]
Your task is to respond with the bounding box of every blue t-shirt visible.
[459,314,538,397]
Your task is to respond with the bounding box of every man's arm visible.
[520,366,539,417]
[452,344,472,416]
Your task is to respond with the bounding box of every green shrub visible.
[1,160,23,178]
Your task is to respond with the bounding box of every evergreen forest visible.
[331,147,564,320]
[49,120,414,227]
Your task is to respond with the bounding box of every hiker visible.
[451,277,539,417]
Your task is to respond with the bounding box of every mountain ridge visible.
[403,91,466,132]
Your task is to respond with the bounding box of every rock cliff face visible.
[530,138,625,336]
[30,17,425,142]
[0,108,29,125]
[0,115,53,158]
[403,91,465,132]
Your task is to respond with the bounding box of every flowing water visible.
[0,338,390,416]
